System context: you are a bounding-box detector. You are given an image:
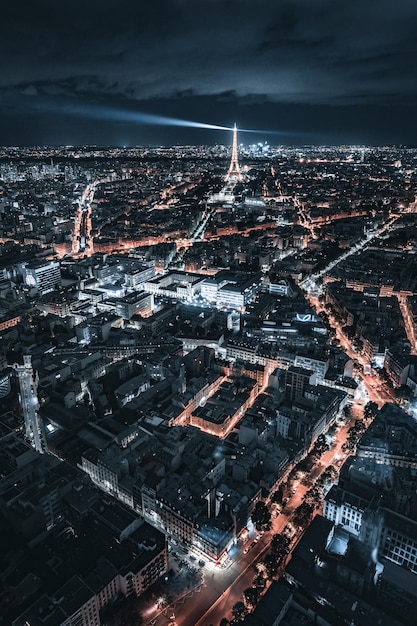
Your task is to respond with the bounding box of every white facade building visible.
[22,260,61,294]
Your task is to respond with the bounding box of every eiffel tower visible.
[225,123,244,182]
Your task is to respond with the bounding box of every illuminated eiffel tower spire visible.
[225,123,244,182]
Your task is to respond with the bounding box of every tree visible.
[364,401,378,420]
[396,385,412,400]
[113,596,143,626]
[354,339,364,353]
[251,501,272,531]
[270,533,290,556]
[271,486,283,503]
[343,405,352,419]
[311,434,329,458]
[320,465,337,484]
[263,553,280,579]
[231,601,248,622]
[353,358,364,372]
[303,486,323,507]
[253,572,266,589]
[342,325,355,340]
[288,467,300,482]
[279,480,292,501]
[342,441,352,453]
[293,502,314,527]
[353,419,366,434]
[243,586,260,609]
[296,456,314,473]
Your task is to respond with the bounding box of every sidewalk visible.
[137,555,204,625]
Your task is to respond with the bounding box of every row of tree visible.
[342,418,367,453]
[215,532,293,625]
[215,420,346,624]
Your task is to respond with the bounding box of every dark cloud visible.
[0,0,416,144]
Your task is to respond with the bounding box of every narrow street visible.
[142,199,406,626]
[141,409,358,626]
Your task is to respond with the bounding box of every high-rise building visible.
[285,365,316,401]
[22,260,61,294]
[15,355,47,454]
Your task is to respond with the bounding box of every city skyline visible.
[1,2,417,624]
[1,0,417,146]
[1,139,417,625]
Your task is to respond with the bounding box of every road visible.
[141,371,393,623]
[167,305,399,622]
[142,203,405,626]
[193,417,356,626]
[72,180,97,256]
[300,210,403,296]
[168,204,216,269]
[144,330,397,621]
[308,294,396,408]
[140,411,356,626]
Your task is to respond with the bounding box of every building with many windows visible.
[21,259,61,294]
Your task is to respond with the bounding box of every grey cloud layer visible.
[1,0,417,106]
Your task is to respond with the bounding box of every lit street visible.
[1,3,417,625]
[141,408,358,626]
[141,206,409,626]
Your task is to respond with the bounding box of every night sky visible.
[1,0,417,147]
